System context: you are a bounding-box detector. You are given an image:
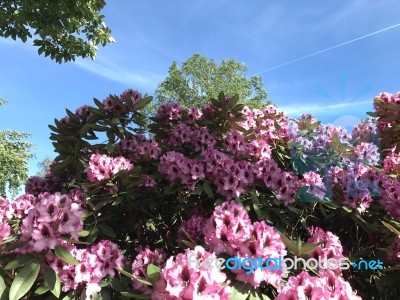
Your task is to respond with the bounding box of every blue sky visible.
[0,0,400,178]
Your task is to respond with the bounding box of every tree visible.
[154,54,270,113]
[36,156,53,177]
[0,100,34,197]
[0,0,114,63]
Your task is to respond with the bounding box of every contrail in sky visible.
[254,22,400,75]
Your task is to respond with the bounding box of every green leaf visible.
[120,292,152,299]
[62,291,75,300]
[381,220,400,236]
[79,123,91,136]
[44,267,61,298]
[4,254,35,269]
[79,230,90,237]
[109,277,130,292]
[249,289,272,300]
[9,262,40,300]
[116,269,153,286]
[86,225,99,244]
[133,96,153,110]
[116,268,133,279]
[203,181,213,197]
[181,240,196,249]
[251,189,259,204]
[230,281,252,300]
[106,142,115,154]
[146,264,161,285]
[99,224,116,238]
[279,233,297,255]
[191,185,203,195]
[0,275,8,300]
[300,243,319,255]
[54,246,79,265]
[34,285,50,295]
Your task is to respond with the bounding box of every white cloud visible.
[74,58,163,92]
[279,100,371,115]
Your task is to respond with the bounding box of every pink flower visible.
[0,220,11,243]
[383,148,400,174]
[20,192,85,252]
[203,201,252,255]
[132,246,166,293]
[155,103,183,121]
[276,270,361,300]
[153,246,231,300]
[159,152,204,191]
[47,240,126,299]
[25,176,48,196]
[234,221,287,288]
[353,142,380,165]
[387,236,400,264]
[307,227,345,275]
[177,215,206,244]
[87,153,133,183]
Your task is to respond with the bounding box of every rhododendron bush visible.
[1,89,400,299]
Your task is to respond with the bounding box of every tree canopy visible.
[36,156,53,177]
[154,54,270,112]
[0,0,114,63]
[0,100,34,197]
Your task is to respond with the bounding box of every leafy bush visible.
[1,89,400,299]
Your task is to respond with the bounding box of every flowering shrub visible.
[1,89,400,299]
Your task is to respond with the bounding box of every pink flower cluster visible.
[202,148,255,199]
[118,139,162,161]
[6,194,35,219]
[158,151,205,191]
[299,171,326,200]
[331,164,375,212]
[239,105,290,142]
[155,103,183,121]
[25,176,48,196]
[345,165,400,218]
[203,201,252,255]
[383,147,400,174]
[177,214,206,244]
[138,174,157,188]
[275,270,361,300]
[167,124,217,151]
[102,89,142,114]
[339,165,400,219]
[152,246,231,300]
[131,246,166,293]
[387,236,400,264]
[255,158,298,205]
[25,170,63,196]
[223,130,272,159]
[20,192,85,252]
[159,145,298,203]
[0,194,38,243]
[353,142,380,166]
[307,227,345,274]
[380,175,400,219]
[203,201,287,287]
[352,117,378,144]
[374,91,400,131]
[46,240,125,298]
[0,197,11,243]
[87,153,133,183]
[187,107,203,123]
[75,105,94,122]
[293,121,351,156]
